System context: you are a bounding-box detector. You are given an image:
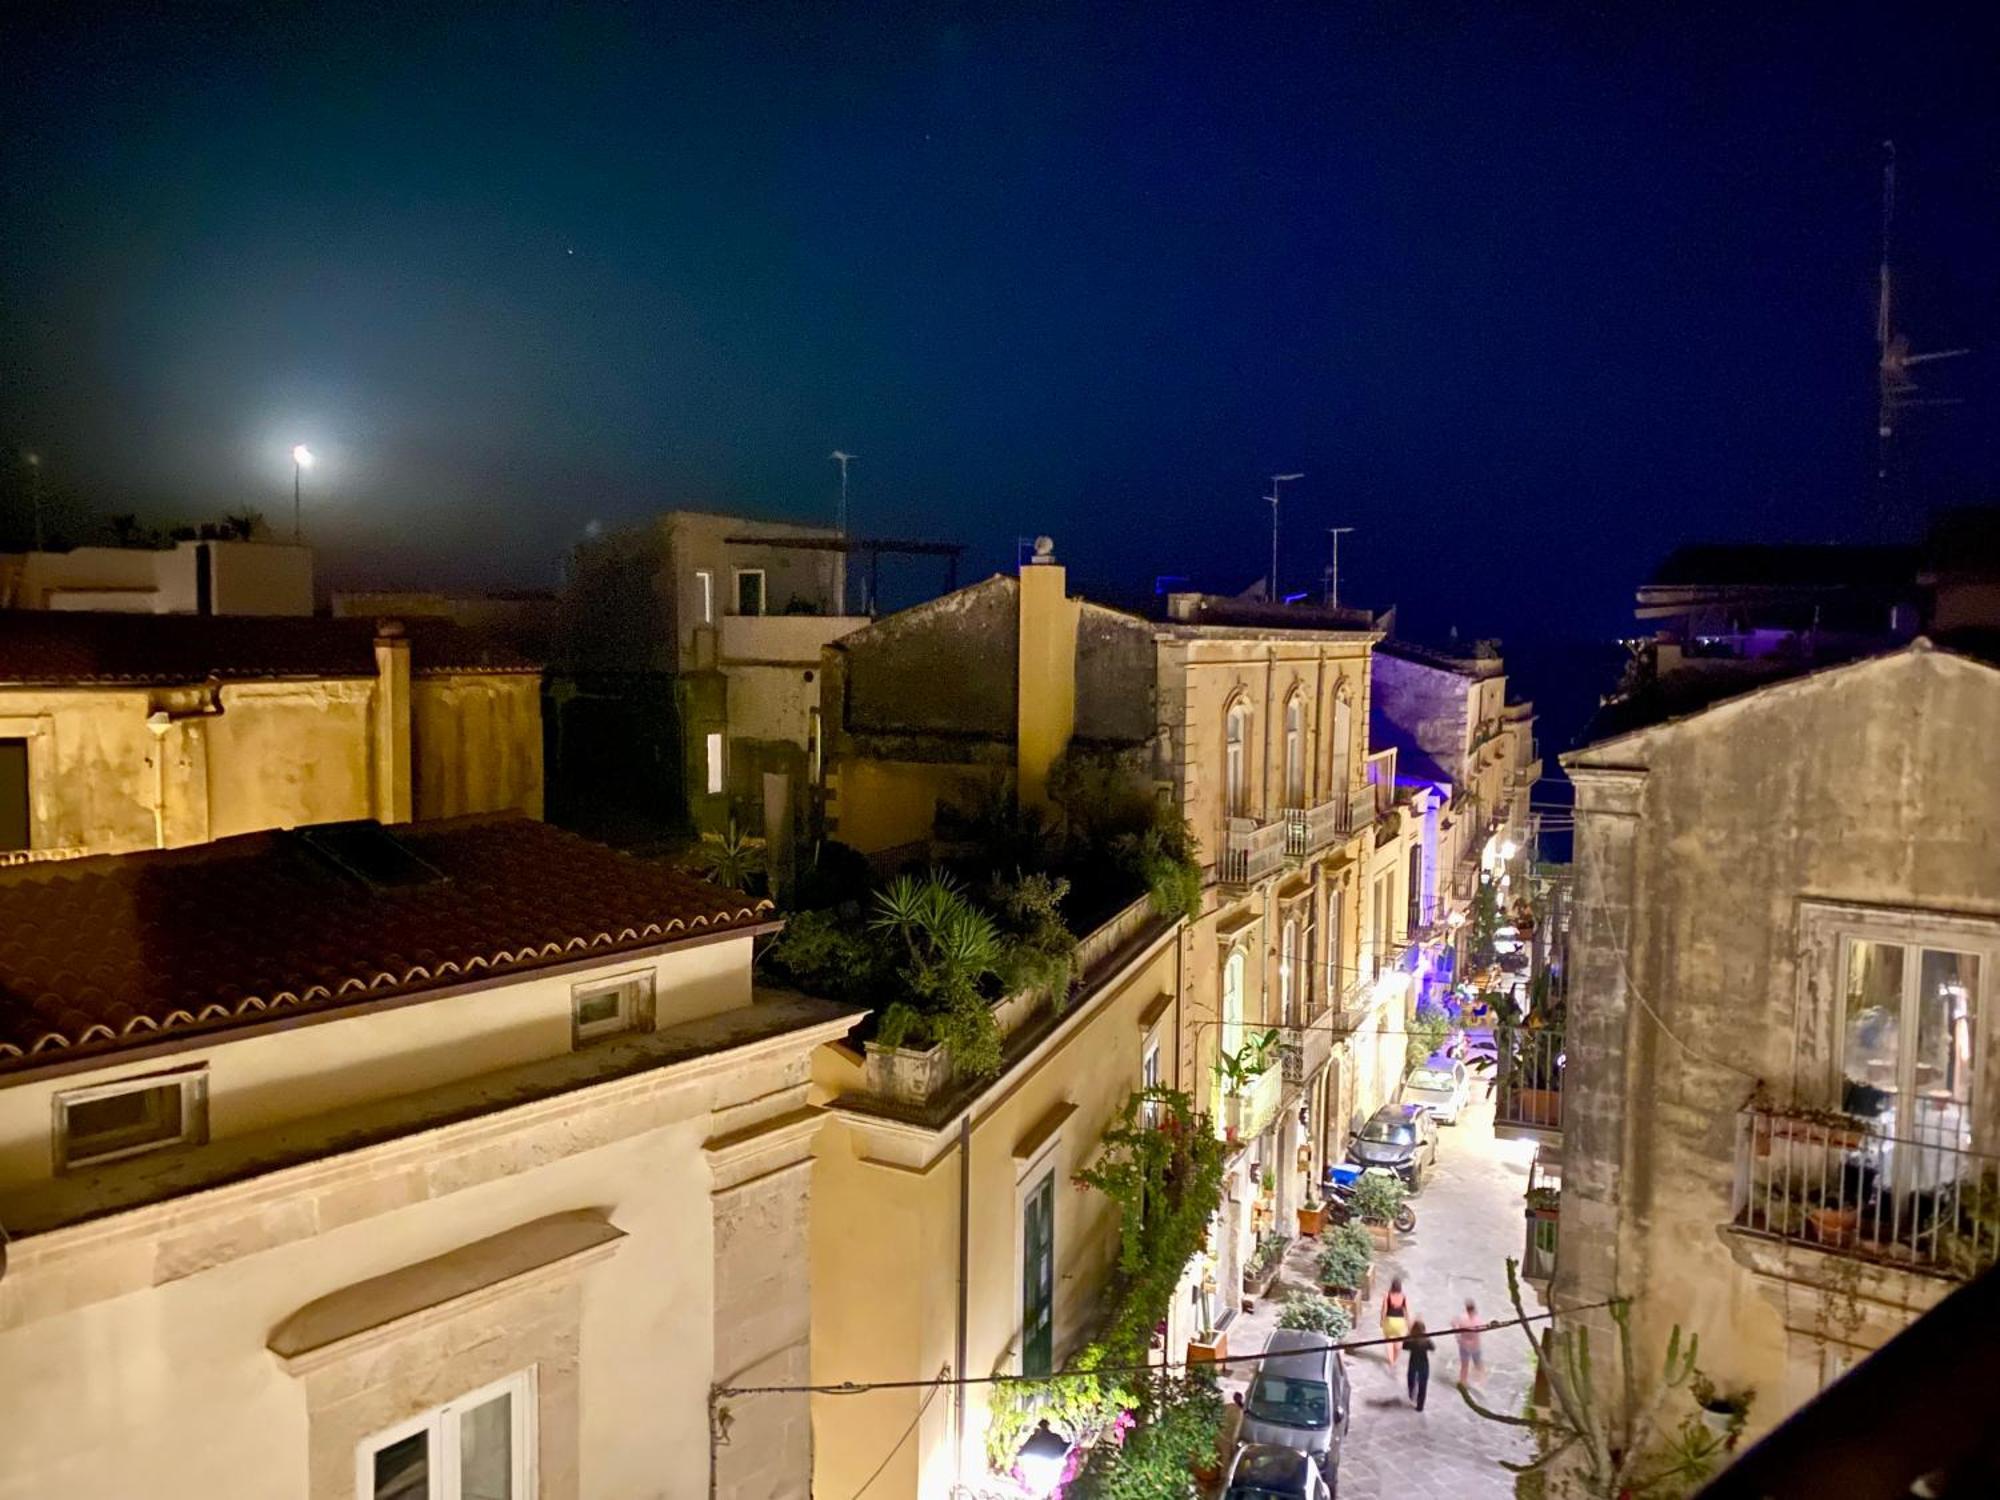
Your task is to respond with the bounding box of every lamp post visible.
[291,445,314,540]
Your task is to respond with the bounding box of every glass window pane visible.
[372,1430,430,1500]
[1841,940,1904,1118]
[458,1391,514,1500]
[65,1084,184,1161]
[1914,949,1979,1148]
[576,989,624,1028]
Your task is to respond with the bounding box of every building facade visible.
[809,895,1180,1496]
[0,816,852,1500]
[1,536,314,616]
[818,547,1441,1351]
[1554,638,2000,1432]
[0,612,542,859]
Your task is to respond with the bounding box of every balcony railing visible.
[1220,816,1285,886]
[1493,1028,1565,1140]
[1731,1107,2000,1281]
[1282,1016,1334,1092]
[1282,796,1358,858]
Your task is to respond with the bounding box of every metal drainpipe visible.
[1260,648,1275,822]
[1310,650,1326,805]
[145,712,172,849]
[953,1112,971,1491]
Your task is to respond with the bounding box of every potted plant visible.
[1276,1290,1354,1340]
[1806,1202,1859,1248]
[1690,1373,1754,1446]
[1524,1184,1560,1219]
[1315,1226,1374,1320]
[1297,1195,1328,1237]
[1349,1170,1408,1247]
[1186,1324,1227,1364]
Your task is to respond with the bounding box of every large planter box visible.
[861,1041,953,1104]
[1187,1331,1228,1365]
[1366,1221,1396,1250]
[1297,1203,1328,1237]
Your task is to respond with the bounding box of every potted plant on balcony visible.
[1524,1184,1561,1220]
[1214,1028,1281,1144]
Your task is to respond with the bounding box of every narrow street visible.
[1222,1095,1548,1498]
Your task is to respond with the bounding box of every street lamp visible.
[291,445,314,541]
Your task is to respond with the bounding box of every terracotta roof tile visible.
[0,817,772,1070]
[0,611,539,685]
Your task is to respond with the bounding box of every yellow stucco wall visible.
[829,756,995,856]
[0,668,545,858]
[810,927,1179,1497]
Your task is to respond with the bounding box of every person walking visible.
[1404,1319,1436,1411]
[1381,1278,1410,1371]
[1452,1299,1486,1390]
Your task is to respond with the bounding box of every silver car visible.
[1237,1328,1351,1484]
[1404,1055,1470,1125]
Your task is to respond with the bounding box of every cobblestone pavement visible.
[1218,1096,1548,1498]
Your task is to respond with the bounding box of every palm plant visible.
[687,823,764,891]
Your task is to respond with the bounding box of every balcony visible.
[1282,1015,1334,1093]
[1521,1197,1559,1291]
[1222,1060,1286,1145]
[718,611,868,665]
[1729,1107,2000,1282]
[1220,816,1285,887]
[1282,796,1360,859]
[1493,1028,1565,1142]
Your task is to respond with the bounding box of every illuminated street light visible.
[291,445,315,540]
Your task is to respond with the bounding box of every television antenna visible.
[1264,473,1303,601]
[829,451,856,536]
[1324,526,1355,608]
[1876,140,1968,486]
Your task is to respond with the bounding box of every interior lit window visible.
[695,569,714,625]
[705,732,724,796]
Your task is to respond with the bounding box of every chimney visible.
[1016,536,1079,811]
[372,620,414,823]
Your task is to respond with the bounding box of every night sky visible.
[5,3,1998,658]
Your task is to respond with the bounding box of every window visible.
[1280,919,1298,1025]
[1326,886,1344,1004]
[1021,1171,1055,1377]
[1224,704,1249,817]
[572,969,655,1046]
[694,569,713,625]
[1283,695,1305,807]
[358,1369,535,1500]
[1,737,27,852]
[1406,845,1424,935]
[1331,696,1352,810]
[733,568,766,617]
[55,1066,207,1171]
[1839,936,1981,1165]
[704,732,724,796]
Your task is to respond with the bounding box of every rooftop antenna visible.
[1265,473,1303,601]
[1876,140,1968,489]
[1324,525,1355,608]
[829,451,855,535]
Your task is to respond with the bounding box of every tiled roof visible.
[0,817,772,1070]
[0,611,539,686]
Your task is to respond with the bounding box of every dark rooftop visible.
[1375,636,1503,676]
[0,611,541,686]
[0,816,772,1070]
[1641,542,1920,592]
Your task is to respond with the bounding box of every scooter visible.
[1323,1162,1418,1233]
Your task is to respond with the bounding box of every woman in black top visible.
[1403,1319,1436,1411]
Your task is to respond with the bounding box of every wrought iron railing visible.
[1522,1203,1559,1286]
[1494,1028,1565,1137]
[1731,1107,2000,1280]
[1220,816,1285,886]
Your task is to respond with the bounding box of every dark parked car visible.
[1237,1328,1351,1485]
[1348,1102,1439,1190]
[1225,1442,1334,1499]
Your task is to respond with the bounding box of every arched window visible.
[1284,694,1305,808]
[1280,918,1298,1025]
[1224,703,1249,817]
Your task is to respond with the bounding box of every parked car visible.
[1403,1055,1470,1124]
[1224,1442,1335,1499]
[1348,1103,1439,1190]
[1237,1328,1351,1485]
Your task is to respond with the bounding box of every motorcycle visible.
[1322,1162,1418,1233]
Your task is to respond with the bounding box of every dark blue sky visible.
[4,3,1997,642]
